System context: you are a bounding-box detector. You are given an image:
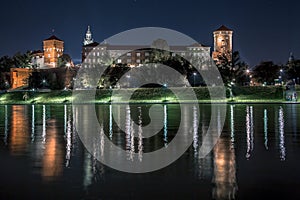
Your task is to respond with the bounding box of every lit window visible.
[48,54,50,58]
[136,59,140,63]
[97,52,100,56]
[136,53,141,57]
[117,59,122,63]
[127,53,131,56]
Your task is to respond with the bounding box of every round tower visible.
[212,25,233,64]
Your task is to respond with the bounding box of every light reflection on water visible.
[0,104,299,199]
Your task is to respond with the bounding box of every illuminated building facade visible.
[43,35,64,68]
[81,26,211,68]
[212,25,233,64]
[10,68,33,89]
[82,25,233,67]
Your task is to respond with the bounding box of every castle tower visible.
[212,25,233,64]
[83,26,94,45]
[43,35,64,68]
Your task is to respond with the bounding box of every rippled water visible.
[0,104,300,199]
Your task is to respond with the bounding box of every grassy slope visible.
[0,86,299,104]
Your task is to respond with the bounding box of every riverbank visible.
[0,86,299,104]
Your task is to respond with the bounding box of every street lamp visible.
[246,69,250,86]
[109,86,112,102]
[163,83,167,102]
[42,79,46,88]
[193,72,197,87]
[279,69,283,85]
[126,74,131,88]
[64,87,67,102]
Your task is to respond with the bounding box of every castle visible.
[81,25,233,67]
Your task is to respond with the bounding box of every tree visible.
[216,51,249,86]
[286,59,300,83]
[57,54,73,67]
[252,61,280,85]
[0,56,14,72]
[13,51,32,68]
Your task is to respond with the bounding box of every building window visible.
[136,59,140,63]
[136,52,141,57]
[48,54,50,58]
[145,52,149,56]
[117,59,122,63]
[127,52,131,56]
[127,59,131,63]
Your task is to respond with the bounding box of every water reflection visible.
[230,105,235,148]
[42,109,64,180]
[42,105,46,143]
[4,105,8,145]
[163,104,168,146]
[278,106,286,161]
[264,109,268,150]
[0,104,299,198]
[10,105,30,155]
[31,105,35,142]
[193,105,199,154]
[213,132,237,199]
[65,104,72,167]
[245,106,254,159]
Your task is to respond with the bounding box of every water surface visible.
[0,104,300,199]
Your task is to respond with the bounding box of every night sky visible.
[0,0,299,66]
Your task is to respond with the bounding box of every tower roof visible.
[44,35,63,41]
[214,25,233,32]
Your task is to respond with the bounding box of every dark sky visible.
[0,0,299,66]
